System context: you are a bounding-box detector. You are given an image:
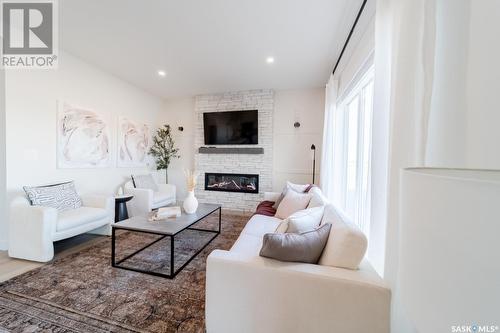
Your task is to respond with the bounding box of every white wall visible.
[159,98,195,200]
[0,69,6,250]
[273,88,324,190]
[161,88,325,199]
[2,51,164,248]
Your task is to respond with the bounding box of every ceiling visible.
[60,0,363,99]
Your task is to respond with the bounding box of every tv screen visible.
[203,110,258,145]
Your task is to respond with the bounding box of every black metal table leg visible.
[218,207,222,233]
[111,228,116,266]
[170,235,174,277]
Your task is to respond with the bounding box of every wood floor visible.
[0,234,104,283]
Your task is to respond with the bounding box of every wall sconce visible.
[293,122,301,128]
[178,126,184,132]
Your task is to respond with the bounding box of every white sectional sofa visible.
[206,191,391,333]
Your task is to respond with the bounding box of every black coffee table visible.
[111,203,221,279]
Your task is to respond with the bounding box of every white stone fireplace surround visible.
[194,89,274,212]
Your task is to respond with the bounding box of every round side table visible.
[115,195,133,222]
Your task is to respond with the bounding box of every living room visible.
[1,0,499,332]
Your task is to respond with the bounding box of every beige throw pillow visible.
[276,206,325,233]
[272,181,311,209]
[307,187,329,208]
[318,205,367,270]
[275,190,312,220]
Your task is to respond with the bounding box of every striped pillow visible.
[23,181,82,212]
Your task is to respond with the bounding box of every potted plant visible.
[149,124,180,183]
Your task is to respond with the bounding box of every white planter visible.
[183,190,199,214]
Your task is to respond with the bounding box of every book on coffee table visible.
[150,206,181,221]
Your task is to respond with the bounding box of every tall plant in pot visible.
[183,170,200,214]
[149,124,180,183]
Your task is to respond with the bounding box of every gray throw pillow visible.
[23,181,82,212]
[259,223,332,264]
[132,174,159,191]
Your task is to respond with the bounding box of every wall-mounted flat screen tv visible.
[203,110,258,145]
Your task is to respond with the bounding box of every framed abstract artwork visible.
[57,101,111,168]
[117,117,150,167]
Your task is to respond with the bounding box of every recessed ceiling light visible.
[266,57,275,64]
[157,70,167,77]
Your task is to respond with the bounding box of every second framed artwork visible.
[117,117,151,167]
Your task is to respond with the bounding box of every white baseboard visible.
[0,239,8,251]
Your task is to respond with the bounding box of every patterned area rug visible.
[0,212,249,333]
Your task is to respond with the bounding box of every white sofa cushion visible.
[230,234,264,255]
[278,206,324,233]
[241,214,282,237]
[275,190,312,219]
[319,204,367,270]
[57,207,108,232]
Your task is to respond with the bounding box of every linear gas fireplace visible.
[205,173,259,194]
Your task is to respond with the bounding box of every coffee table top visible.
[112,203,221,236]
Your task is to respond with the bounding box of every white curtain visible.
[320,75,339,203]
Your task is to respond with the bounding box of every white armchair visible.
[124,181,176,216]
[8,194,114,262]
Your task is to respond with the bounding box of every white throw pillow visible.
[275,190,312,220]
[275,206,325,234]
[307,187,329,208]
[318,204,367,270]
[287,181,311,193]
[272,181,311,209]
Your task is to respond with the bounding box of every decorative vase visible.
[183,190,198,214]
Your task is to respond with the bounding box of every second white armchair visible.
[124,176,176,217]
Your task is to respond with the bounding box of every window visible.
[336,67,374,235]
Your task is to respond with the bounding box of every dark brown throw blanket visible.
[254,200,277,217]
